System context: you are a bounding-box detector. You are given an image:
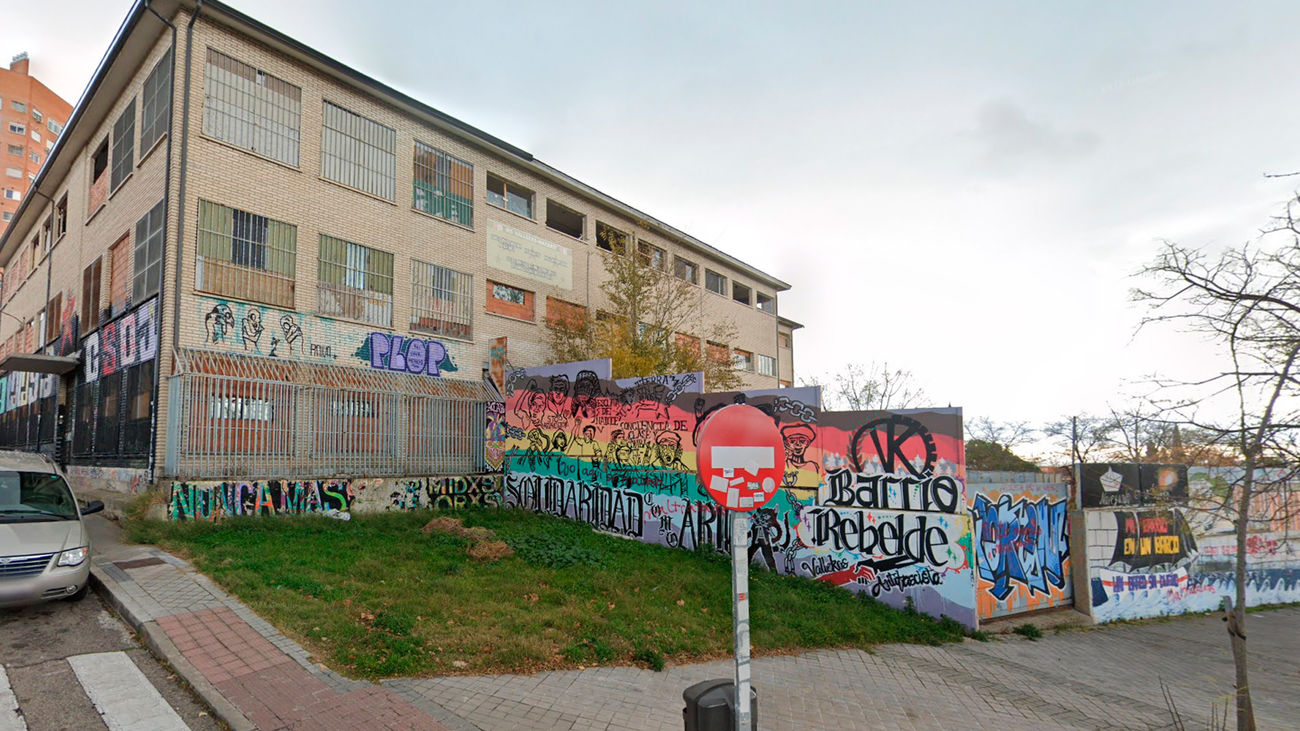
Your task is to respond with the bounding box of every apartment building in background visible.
[0,54,73,235]
[0,0,800,491]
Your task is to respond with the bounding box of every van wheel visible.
[63,584,89,602]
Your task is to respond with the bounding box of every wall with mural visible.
[193,294,469,375]
[168,474,500,521]
[968,477,1072,620]
[501,363,978,628]
[1082,465,1300,622]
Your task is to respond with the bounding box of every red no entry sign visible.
[696,404,785,511]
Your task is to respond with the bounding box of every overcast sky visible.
[5,1,1299,441]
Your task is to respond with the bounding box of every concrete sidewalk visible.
[86,515,466,731]
[86,509,1300,731]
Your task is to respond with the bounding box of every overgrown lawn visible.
[128,508,968,679]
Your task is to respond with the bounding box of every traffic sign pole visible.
[731,511,751,731]
[694,404,784,731]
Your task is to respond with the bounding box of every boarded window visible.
[81,258,102,330]
[545,296,586,326]
[109,234,130,315]
[203,48,302,166]
[413,142,473,226]
[486,280,534,320]
[44,294,61,344]
[321,102,396,200]
[411,260,473,339]
[110,98,135,191]
[196,200,297,308]
[318,235,393,326]
[140,50,172,151]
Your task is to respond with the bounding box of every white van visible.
[0,451,104,607]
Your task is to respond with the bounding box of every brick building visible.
[0,0,799,491]
[0,54,73,235]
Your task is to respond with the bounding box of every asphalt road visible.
[0,589,222,730]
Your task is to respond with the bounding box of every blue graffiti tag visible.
[971,493,1070,599]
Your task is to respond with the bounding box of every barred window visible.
[203,48,301,166]
[133,199,165,302]
[411,260,472,340]
[140,50,172,151]
[413,142,473,226]
[321,102,396,200]
[196,200,298,308]
[318,235,393,326]
[757,354,777,377]
[110,98,136,191]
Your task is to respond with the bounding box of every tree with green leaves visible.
[544,242,742,390]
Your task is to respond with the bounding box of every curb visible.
[90,563,257,731]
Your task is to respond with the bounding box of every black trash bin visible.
[682,678,758,731]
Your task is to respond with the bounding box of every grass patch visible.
[1012,623,1043,641]
[127,508,968,679]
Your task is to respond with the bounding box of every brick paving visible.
[87,515,1299,730]
[389,608,1300,730]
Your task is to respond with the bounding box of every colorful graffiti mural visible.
[968,480,1072,619]
[1083,465,1300,621]
[501,363,978,628]
[169,475,499,521]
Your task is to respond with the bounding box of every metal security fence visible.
[166,349,495,479]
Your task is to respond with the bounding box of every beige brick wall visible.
[1,4,797,475]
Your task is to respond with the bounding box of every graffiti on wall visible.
[501,362,978,628]
[485,401,507,471]
[968,483,1072,619]
[355,332,455,376]
[170,474,499,521]
[84,298,157,383]
[489,336,507,393]
[1079,463,1188,508]
[1083,465,1300,622]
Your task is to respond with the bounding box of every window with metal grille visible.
[133,199,165,302]
[140,50,172,152]
[321,101,395,200]
[318,235,393,326]
[411,260,472,339]
[196,200,297,308]
[110,98,135,192]
[123,359,154,456]
[757,354,777,377]
[94,372,121,454]
[413,142,472,226]
[203,48,301,166]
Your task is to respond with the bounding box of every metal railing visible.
[166,348,494,479]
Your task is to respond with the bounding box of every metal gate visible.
[165,348,496,479]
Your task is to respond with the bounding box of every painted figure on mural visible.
[653,431,690,471]
[781,423,821,487]
[204,303,235,343]
[571,370,601,419]
[280,314,302,354]
[748,508,778,572]
[567,425,604,462]
[241,310,264,351]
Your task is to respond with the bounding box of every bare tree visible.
[805,361,928,411]
[965,417,1036,449]
[1134,196,1300,731]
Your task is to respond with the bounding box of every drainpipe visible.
[143,0,180,485]
[172,0,203,356]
